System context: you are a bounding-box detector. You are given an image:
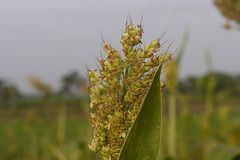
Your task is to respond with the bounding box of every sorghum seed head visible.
[88,20,170,160]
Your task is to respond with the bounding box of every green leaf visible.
[175,27,189,65]
[207,144,240,160]
[118,64,163,160]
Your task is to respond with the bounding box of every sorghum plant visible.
[165,29,189,158]
[88,19,171,160]
[214,0,240,29]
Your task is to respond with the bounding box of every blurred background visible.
[0,0,240,160]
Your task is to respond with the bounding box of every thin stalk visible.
[57,105,66,145]
[203,51,216,159]
[168,92,177,158]
[166,29,189,158]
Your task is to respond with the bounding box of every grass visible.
[0,102,96,160]
[0,119,85,159]
[0,98,239,160]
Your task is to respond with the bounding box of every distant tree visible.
[179,76,198,95]
[179,72,240,99]
[0,80,5,99]
[235,74,240,95]
[0,79,21,101]
[198,73,236,94]
[60,71,87,98]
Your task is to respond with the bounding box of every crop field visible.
[0,99,96,160]
[0,93,239,160]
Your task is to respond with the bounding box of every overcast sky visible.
[0,0,240,93]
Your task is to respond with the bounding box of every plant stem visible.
[168,92,176,158]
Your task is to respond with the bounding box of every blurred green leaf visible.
[207,144,240,160]
[175,28,189,65]
[118,64,163,160]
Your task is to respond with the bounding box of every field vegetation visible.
[1,69,240,160]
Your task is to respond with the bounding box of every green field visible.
[0,96,239,160]
[0,99,97,160]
